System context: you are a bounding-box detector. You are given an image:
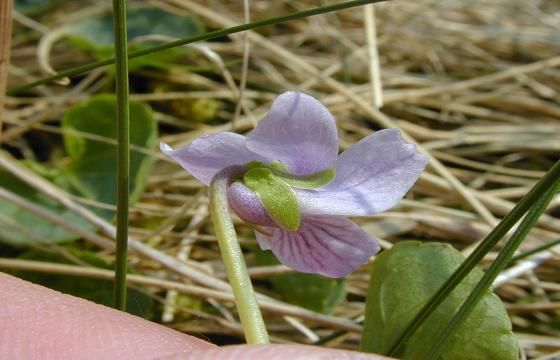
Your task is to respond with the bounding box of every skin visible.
[0,272,390,359]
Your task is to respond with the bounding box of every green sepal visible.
[244,161,266,170]
[269,161,288,172]
[243,161,335,190]
[243,168,301,231]
[271,167,335,189]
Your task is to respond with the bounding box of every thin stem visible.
[112,0,130,311]
[387,159,560,357]
[424,181,560,359]
[8,0,385,94]
[508,238,560,264]
[209,166,269,344]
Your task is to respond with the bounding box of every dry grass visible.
[2,0,560,358]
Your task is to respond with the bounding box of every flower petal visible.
[247,91,339,175]
[255,216,379,278]
[161,132,264,185]
[295,129,429,216]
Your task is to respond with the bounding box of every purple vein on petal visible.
[298,230,327,273]
[295,129,429,217]
[255,216,379,277]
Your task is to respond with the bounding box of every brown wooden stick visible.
[0,0,14,144]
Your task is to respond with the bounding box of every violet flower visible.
[161,92,428,278]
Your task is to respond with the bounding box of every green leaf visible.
[361,241,518,360]
[15,0,62,15]
[72,6,204,47]
[11,249,154,318]
[255,248,346,314]
[0,167,95,246]
[68,6,205,70]
[62,95,157,217]
[243,168,301,231]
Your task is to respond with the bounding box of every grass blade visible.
[424,180,560,359]
[387,159,560,357]
[112,0,130,311]
[508,238,560,264]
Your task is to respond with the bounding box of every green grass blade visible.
[387,159,560,357]
[8,0,384,94]
[112,0,130,311]
[508,237,560,264]
[424,180,560,359]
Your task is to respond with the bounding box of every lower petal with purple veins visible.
[255,216,380,278]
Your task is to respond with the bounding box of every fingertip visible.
[0,273,215,359]
[166,344,393,360]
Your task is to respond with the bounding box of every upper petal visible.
[247,91,339,175]
[295,129,429,216]
[255,216,380,278]
[161,132,263,185]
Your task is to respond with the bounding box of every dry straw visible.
[2,0,560,357]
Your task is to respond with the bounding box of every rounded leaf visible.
[361,241,518,360]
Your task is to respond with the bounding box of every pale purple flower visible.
[161,91,429,278]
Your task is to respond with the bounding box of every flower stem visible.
[112,0,130,311]
[209,166,269,344]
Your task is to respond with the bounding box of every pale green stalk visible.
[209,166,269,344]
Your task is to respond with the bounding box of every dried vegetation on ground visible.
[2,0,560,358]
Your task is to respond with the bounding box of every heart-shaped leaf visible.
[15,0,62,15]
[71,6,204,48]
[361,241,518,360]
[0,167,95,246]
[68,6,205,70]
[62,95,157,218]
